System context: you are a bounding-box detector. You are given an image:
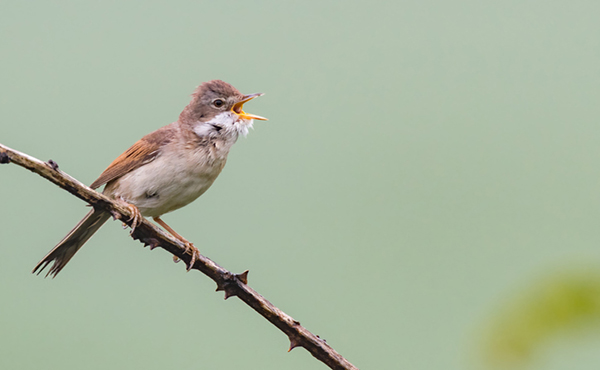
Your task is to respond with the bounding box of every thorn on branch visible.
[236,270,249,284]
[46,159,59,170]
[146,238,161,250]
[0,152,10,164]
[215,272,247,299]
[223,288,237,300]
[130,228,143,241]
[288,336,302,352]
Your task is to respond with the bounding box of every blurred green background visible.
[1,1,600,369]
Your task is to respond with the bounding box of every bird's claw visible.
[182,242,199,271]
[126,204,143,235]
[171,243,199,270]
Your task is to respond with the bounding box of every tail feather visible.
[33,209,111,277]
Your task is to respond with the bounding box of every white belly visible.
[107,147,227,217]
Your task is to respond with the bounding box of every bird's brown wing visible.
[90,125,175,189]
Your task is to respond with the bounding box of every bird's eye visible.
[213,99,225,108]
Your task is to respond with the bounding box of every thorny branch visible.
[0,142,359,370]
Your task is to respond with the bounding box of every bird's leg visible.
[153,216,199,271]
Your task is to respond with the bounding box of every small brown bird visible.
[33,80,266,277]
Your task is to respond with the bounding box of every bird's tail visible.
[33,209,111,277]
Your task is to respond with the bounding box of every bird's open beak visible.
[232,93,268,121]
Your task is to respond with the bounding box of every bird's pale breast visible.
[106,142,229,218]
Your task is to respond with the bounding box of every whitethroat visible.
[33,80,267,277]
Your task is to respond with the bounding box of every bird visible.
[33,80,267,277]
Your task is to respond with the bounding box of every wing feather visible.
[90,125,175,189]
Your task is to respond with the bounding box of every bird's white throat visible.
[193,111,253,139]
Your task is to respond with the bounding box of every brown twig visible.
[0,142,359,370]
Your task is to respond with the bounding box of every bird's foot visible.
[171,242,200,271]
[182,241,200,271]
[126,204,143,235]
